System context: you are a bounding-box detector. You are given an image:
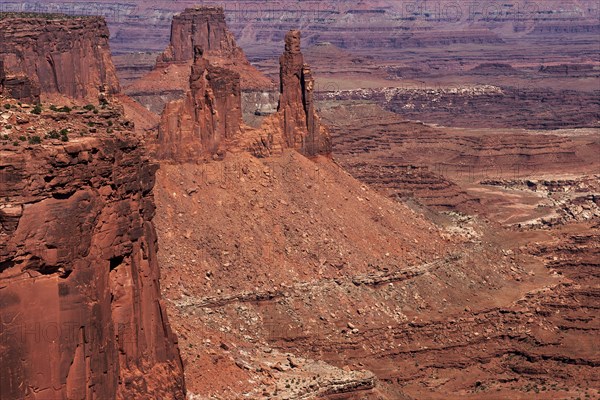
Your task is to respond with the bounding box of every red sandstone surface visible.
[1,3,599,400]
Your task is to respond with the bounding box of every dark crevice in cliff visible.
[109,255,124,271]
[51,190,76,200]
[0,260,15,273]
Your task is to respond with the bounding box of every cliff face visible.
[277,30,331,157]
[156,47,242,160]
[0,13,184,399]
[0,14,120,101]
[0,107,185,399]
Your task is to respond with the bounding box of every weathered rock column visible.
[278,30,331,156]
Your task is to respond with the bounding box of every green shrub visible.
[4,124,12,129]
[18,135,26,141]
[28,136,42,144]
[60,129,69,135]
[49,105,58,111]
[60,134,69,142]
[58,106,71,113]
[107,120,113,127]
[30,104,42,115]
[47,130,60,139]
[83,104,96,111]
[87,122,95,127]
[4,104,11,110]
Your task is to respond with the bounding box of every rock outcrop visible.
[0,59,40,104]
[0,13,120,101]
[156,46,242,160]
[0,102,185,399]
[277,30,331,157]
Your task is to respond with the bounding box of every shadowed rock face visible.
[156,46,242,160]
[0,59,40,104]
[0,14,120,101]
[157,6,244,65]
[278,30,331,157]
[0,131,185,399]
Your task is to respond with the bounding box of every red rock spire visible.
[278,30,332,156]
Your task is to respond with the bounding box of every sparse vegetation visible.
[28,136,42,144]
[83,104,96,112]
[4,104,11,110]
[5,124,12,129]
[47,130,60,139]
[57,106,71,113]
[30,104,42,115]
[18,135,26,141]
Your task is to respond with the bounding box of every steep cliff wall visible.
[0,101,185,400]
[156,47,242,160]
[0,13,120,101]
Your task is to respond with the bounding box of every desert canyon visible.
[0,1,598,399]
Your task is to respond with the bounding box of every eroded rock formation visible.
[277,30,331,157]
[0,13,120,101]
[126,6,271,115]
[156,46,242,160]
[157,6,243,65]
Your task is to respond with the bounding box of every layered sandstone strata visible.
[156,47,242,160]
[0,13,120,101]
